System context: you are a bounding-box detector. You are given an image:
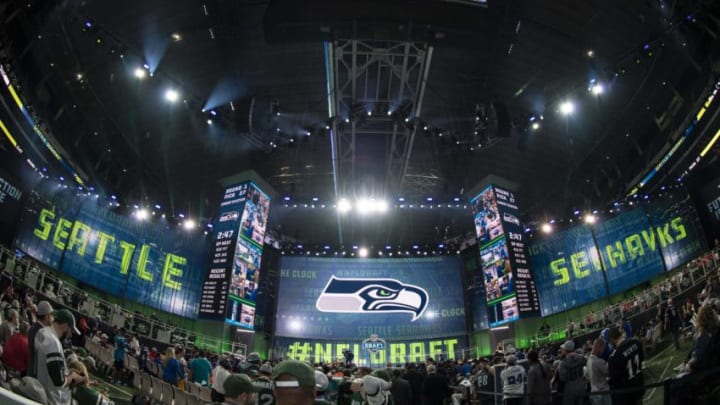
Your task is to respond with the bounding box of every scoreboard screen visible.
[471,185,538,327]
[199,181,271,329]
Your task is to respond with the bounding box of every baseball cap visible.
[260,363,273,375]
[506,355,517,365]
[560,340,575,351]
[272,359,316,388]
[53,309,80,335]
[37,301,53,316]
[224,373,260,397]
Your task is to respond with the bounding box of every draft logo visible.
[315,276,429,321]
[362,334,387,354]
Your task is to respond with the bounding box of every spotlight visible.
[358,247,368,258]
[165,89,179,103]
[134,67,147,79]
[541,223,553,234]
[559,100,575,115]
[531,122,541,131]
[586,49,595,58]
[356,198,372,215]
[375,199,389,213]
[584,214,597,224]
[183,219,196,230]
[337,198,352,214]
[135,208,149,221]
[171,32,183,42]
[207,119,213,125]
[590,83,604,95]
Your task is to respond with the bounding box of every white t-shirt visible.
[212,366,230,394]
[35,327,71,405]
[500,364,525,398]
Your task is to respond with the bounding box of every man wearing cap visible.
[211,373,260,405]
[28,300,53,378]
[272,359,318,405]
[557,340,586,405]
[35,309,85,405]
[500,355,525,405]
[253,362,276,405]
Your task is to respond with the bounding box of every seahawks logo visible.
[315,276,429,321]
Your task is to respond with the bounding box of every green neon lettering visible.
[570,251,591,279]
[605,241,626,268]
[408,342,425,363]
[390,343,406,365]
[641,229,656,251]
[625,234,644,260]
[162,254,185,290]
[671,217,686,241]
[656,223,674,247]
[94,232,115,264]
[33,209,54,240]
[118,241,136,275]
[444,339,458,360]
[52,218,73,250]
[136,244,154,282]
[550,258,570,286]
[67,221,90,256]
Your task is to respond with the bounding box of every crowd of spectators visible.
[0,244,718,405]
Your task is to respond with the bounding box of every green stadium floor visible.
[89,374,139,405]
[641,338,693,405]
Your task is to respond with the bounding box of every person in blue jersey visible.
[112,327,127,385]
[162,347,185,386]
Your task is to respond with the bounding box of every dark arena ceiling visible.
[1,0,720,247]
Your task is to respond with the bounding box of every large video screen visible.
[593,208,665,295]
[14,196,207,318]
[528,226,608,317]
[275,256,467,341]
[528,196,707,316]
[646,194,705,270]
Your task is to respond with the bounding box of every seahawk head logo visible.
[315,276,429,321]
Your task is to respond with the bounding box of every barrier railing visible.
[0,245,246,356]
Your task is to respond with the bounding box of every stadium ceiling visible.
[1,0,719,245]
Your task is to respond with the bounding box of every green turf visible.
[641,337,693,405]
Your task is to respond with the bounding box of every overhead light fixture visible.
[358,247,368,258]
[337,198,352,214]
[134,67,147,79]
[183,219,196,230]
[135,208,149,221]
[207,119,213,125]
[559,100,575,115]
[165,89,179,103]
[584,214,597,224]
[531,122,541,131]
[586,49,595,58]
[541,223,553,234]
[590,83,604,95]
[171,32,183,42]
